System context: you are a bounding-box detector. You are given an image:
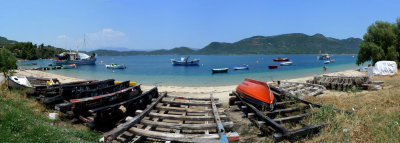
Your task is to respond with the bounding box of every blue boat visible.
[53,52,96,66]
[171,56,200,66]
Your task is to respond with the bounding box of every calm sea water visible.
[18,55,363,86]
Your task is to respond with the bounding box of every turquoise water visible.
[18,55,363,86]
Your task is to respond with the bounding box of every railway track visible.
[103,92,231,143]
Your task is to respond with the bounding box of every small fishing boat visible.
[234,66,249,70]
[62,64,77,69]
[171,56,200,66]
[212,68,229,73]
[106,63,126,69]
[324,61,330,64]
[7,76,59,91]
[8,76,33,90]
[268,65,278,69]
[331,59,336,62]
[31,63,37,65]
[280,62,293,66]
[236,78,276,110]
[273,57,290,62]
[318,54,331,60]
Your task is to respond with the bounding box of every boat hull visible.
[268,65,278,69]
[234,67,249,70]
[53,58,96,66]
[171,59,200,66]
[212,68,229,73]
[7,76,35,94]
[236,78,276,110]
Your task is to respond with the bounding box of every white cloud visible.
[53,28,130,51]
[57,35,68,39]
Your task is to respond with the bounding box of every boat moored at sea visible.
[280,62,293,66]
[268,65,278,69]
[236,78,276,110]
[53,52,96,65]
[171,56,200,66]
[318,54,331,60]
[273,57,290,62]
[234,66,249,70]
[212,68,229,73]
[106,63,126,69]
[62,64,77,69]
[324,61,330,64]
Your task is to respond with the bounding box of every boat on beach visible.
[273,57,290,62]
[268,65,278,69]
[236,78,276,110]
[171,56,200,66]
[280,62,293,66]
[212,68,229,73]
[8,76,59,92]
[106,63,126,69]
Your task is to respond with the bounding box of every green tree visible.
[0,48,17,78]
[357,19,400,65]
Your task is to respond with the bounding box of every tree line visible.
[357,18,400,65]
[3,42,65,60]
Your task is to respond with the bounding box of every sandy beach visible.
[14,68,367,105]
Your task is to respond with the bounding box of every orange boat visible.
[236,78,276,110]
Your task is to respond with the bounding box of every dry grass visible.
[304,73,400,143]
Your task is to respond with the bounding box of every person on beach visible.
[323,65,327,73]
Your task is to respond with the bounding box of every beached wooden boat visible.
[37,79,116,105]
[55,82,141,115]
[212,68,229,73]
[106,63,126,69]
[8,76,34,90]
[273,57,290,62]
[62,64,77,69]
[268,65,278,69]
[280,62,293,66]
[236,78,276,110]
[171,56,200,66]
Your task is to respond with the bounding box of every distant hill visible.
[0,36,17,46]
[197,33,362,54]
[90,33,362,56]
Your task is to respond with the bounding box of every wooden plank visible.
[273,112,314,123]
[273,123,329,142]
[161,100,223,107]
[140,119,234,130]
[89,87,158,113]
[103,91,166,143]
[148,112,227,121]
[234,92,288,133]
[210,94,228,143]
[265,105,309,115]
[155,106,223,113]
[166,96,219,101]
[128,127,220,143]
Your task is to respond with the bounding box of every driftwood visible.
[307,75,370,91]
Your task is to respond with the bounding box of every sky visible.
[0,0,399,51]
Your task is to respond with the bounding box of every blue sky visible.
[0,0,399,51]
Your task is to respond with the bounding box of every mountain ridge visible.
[90,33,362,56]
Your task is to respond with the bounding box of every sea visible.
[17,55,364,86]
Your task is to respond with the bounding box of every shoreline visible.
[15,69,366,105]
